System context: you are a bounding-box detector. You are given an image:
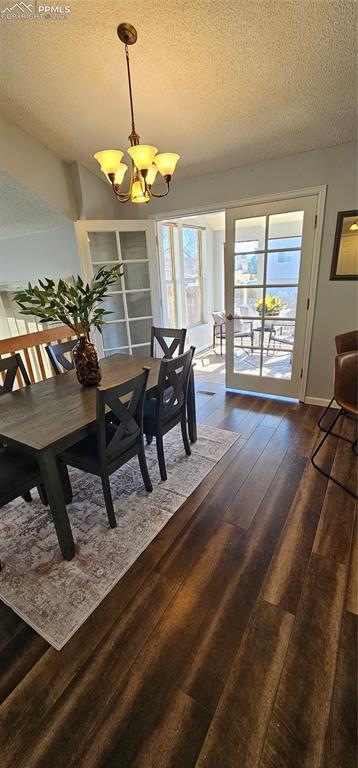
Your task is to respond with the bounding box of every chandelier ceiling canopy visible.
[94,23,180,204]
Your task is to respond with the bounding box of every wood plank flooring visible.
[0,384,356,768]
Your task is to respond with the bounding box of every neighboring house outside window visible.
[182,226,203,327]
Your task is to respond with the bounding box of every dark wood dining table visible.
[0,354,197,561]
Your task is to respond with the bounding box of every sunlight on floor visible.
[195,341,292,385]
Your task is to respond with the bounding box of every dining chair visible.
[0,446,44,572]
[45,340,76,375]
[143,347,195,481]
[311,350,358,499]
[60,369,152,528]
[0,353,30,394]
[0,445,72,569]
[150,326,187,359]
[0,354,42,503]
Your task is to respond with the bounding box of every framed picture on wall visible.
[330,210,358,280]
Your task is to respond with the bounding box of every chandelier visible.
[93,22,180,204]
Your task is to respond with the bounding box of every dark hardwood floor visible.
[0,383,356,767]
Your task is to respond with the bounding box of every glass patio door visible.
[75,220,161,358]
[225,195,317,398]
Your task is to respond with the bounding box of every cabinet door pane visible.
[88,232,118,262]
[93,265,122,290]
[131,344,151,357]
[119,231,147,261]
[126,291,152,318]
[102,293,125,320]
[129,318,152,345]
[102,322,128,349]
[123,262,150,290]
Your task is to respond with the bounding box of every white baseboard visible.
[304,396,338,408]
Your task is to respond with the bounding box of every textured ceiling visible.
[0,0,356,181]
[0,172,70,238]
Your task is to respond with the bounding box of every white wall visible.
[0,115,77,220]
[75,163,138,221]
[146,142,357,399]
[0,117,135,224]
[0,224,81,285]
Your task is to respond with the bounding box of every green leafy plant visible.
[14,266,122,338]
[255,294,285,316]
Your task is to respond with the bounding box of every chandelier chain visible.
[125,44,137,140]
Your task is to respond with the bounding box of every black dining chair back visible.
[46,340,76,375]
[97,370,148,462]
[143,347,195,481]
[157,348,194,423]
[0,354,39,505]
[150,326,187,359]
[0,353,30,395]
[60,368,153,529]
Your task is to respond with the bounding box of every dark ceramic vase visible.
[73,337,102,387]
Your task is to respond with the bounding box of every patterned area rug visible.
[0,425,239,650]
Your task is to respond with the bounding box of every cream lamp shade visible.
[154,153,180,177]
[127,145,158,171]
[93,150,124,176]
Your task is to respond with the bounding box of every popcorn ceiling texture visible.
[0,0,356,180]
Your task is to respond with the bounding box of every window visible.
[277,253,293,263]
[235,239,260,253]
[182,227,203,326]
[162,224,177,327]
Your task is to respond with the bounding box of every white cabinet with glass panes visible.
[75,221,161,358]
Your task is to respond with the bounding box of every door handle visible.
[226,314,234,321]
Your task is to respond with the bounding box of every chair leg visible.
[311,409,358,500]
[100,474,117,528]
[22,490,32,503]
[317,397,334,431]
[138,443,153,493]
[37,483,48,505]
[156,434,167,481]
[146,434,154,445]
[181,415,191,456]
[318,399,356,445]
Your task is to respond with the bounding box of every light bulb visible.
[145,165,158,186]
[131,180,150,203]
[113,164,128,185]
